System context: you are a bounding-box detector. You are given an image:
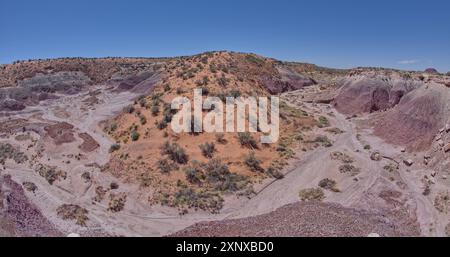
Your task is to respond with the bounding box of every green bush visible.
[228,89,241,98]
[245,152,263,172]
[215,133,227,144]
[109,143,121,153]
[199,142,216,158]
[160,141,188,164]
[266,166,284,179]
[318,178,339,192]
[313,135,333,147]
[158,158,178,174]
[202,159,247,192]
[130,131,140,141]
[245,54,264,66]
[151,105,160,116]
[123,105,135,114]
[139,115,147,125]
[318,116,329,127]
[164,84,171,92]
[299,188,325,201]
[217,75,229,87]
[184,166,204,185]
[238,132,258,149]
[156,120,168,130]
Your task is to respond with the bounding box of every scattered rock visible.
[444,143,450,153]
[403,159,414,166]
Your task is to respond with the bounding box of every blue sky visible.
[1,0,449,71]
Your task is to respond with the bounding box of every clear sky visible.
[1,0,449,72]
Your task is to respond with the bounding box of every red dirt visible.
[78,133,100,152]
[44,122,76,145]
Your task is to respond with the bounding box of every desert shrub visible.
[217,75,229,87]
[317,116,330,127]
[110,182,119,190]
[338,164,360,176]
[209,64,218,73]
[176,87,185,94]
[80,172,91,183]
[202,159,247,192]
[130,130,140,141]
[383,163,398,173]
[56,204,89,226]
[364,144,371,150]
[109,143,121,153]
[244,152,263,172]
[276,142,295,158]
[123,105,135,114]
[199,142,216,158]
[215,133,227,144]
[0,143,28,165]
[228,89,241,98]
[238,132,258,149]
[35,164,66,185]
[160,141,188,164]
[94,186,107,202]
[164,83,171,92]
[184,165,204,185]
[151,105,160,116]
[162,103,177,123]
[138,98,147,108]
[434,191,450,213]
[139,115,147,125]
[245,54,264,66]
[22,181,37,193]
[312,135,333,147]
[108,193,127,213]
[156,120,168,130]
[330,151,354,163]
[200,56,209,64]
[158,158,178,174]
[266,166,284,179]
[299,188,325,202]
[318,178,339,192]
[325,127,343,134]
[174,187,224,214]
[138,172,152,188]
[109,123,117,132]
